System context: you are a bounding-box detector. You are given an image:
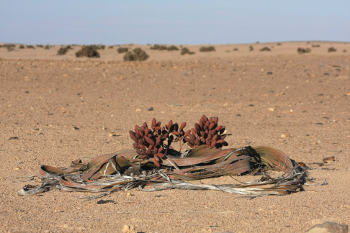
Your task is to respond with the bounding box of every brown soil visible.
[0,42,350,233]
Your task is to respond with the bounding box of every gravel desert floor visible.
[0,42,350,232]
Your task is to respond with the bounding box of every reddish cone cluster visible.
[183,115,228,148]
[129,118,186,167]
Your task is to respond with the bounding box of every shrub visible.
[36,44,44,48]
[260,47,271,52]
[199,46,216,52]
[3,44,16,51]
[167,45,179,51]
[343,49,347,53]
[297,47,311,54]
[249,45,254,51]
[276,42,282,46]
[108,45,114,49]
[57,45,72,55]
[117,47,129,53]
[150,44,168,50]
[328,47,336,52]
[44,45,51,50]
[26,45,35,49]
[233,48,238,51]
[180,47,195,55]
[75,46,100,58]
[311,44,320,48]
[19,45,25,49]
[123,48,149,61]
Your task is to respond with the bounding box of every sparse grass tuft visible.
[117,47,129,53]
[180,47,195,55]
[123,48,149,61]
[199,46,216,52]
[260,47,271,52]
[297,47,311,54]
[328,47,337,52]
[75,46,100,58]
[57,46,72,55]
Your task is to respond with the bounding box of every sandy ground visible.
[0,42,350,233]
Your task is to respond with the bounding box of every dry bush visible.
[26,45,35,49]
[311,44,320,48]
[328,47,337,52]
[117,47,129,53]
[343,49,347,53]
[276,42,282,46]
[297,47,311,54]
[36,44,44,48]
[44,45,51,50]
[75,46,100,58]
[57,46,72,55]
[199,46,216,52]
[180,47,195,55]
[150,44,168,50]
[19,45,25,49]
[260,47,271,52]
[167,45,179,51]
[249,45,254,51]
[233,48,238,51]
[123,48,149,61]
[3,44,16,51]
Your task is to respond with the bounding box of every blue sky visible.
[1,0,349,45]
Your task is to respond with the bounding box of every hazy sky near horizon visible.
[1,0,349,45]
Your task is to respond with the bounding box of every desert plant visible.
[328,47,337,52]
[19,44,25,49]
[57,45,72,55]
[75,46,100,58]
[167,45,179,51]
[297,47,311,54]
[260,47,271,52]
[150,44,168,50]
[123,48,149,61]
[343,49,347,53]
[26,45,35,49]
[233,48,238,51]
[44,45,51,50]
[311,44,320,48]
[199,46,216,52]
[117,47,129,53]
[249,45,254,51]
[3,43,16,51]
[180,47,195,55]
[36,44,44,48]
[108,45,114,49]
[276,42,282,46]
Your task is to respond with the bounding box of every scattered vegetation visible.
[44,45,51,50]
[297,47,311,54]
[180,47,195,55]
[108,45,114,49]
[36,44,44,48]
[199,46,216,52]
[123,48,149,61]
[328,47,337,52]
[2,44,16,51]
[75,46,100,58]
[150,44,179,51]
[249,45,254,52]
[276,42,282,46]
[260,47,271,52]
[26,45,35,49]
[57,45,72,55]
[311,44,320,48]
[117,47,129,53]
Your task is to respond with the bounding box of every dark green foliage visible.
[167,45,179,51]
[180,47,195,55]
[57,46,72,55]
[123,48,149,61]
[3,44,16,51]
[328,47,337,52]
[150,44,179,51]
[199,46,216,52]
[297,47,311,54]
[260,47,271,52]
[75,46,100,58]
[117,47,129,53]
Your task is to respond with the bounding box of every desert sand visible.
[0,42,349,233]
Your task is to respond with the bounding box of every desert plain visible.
[0,42,350,232]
